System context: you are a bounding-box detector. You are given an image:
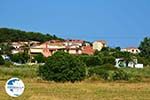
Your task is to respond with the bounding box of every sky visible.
[0,0,150,48]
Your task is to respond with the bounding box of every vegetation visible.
[0,55,5,65]
[0,64,149,100]
[79,55,103,67]
[0,42,13,55]
[11,52,29,64]
[38,51,86,82]
[88,64,130,81]
[0,65,38,79]
[0,28,149,99]
[0,78,150,100]
[139,37,150,59]
[34,54,47,63]
[0,28,62,42]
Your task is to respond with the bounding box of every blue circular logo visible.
[5,78,25,97]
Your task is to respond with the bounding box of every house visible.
[115,58,143,68]
[11,41,40,54]
[30,40,65,57]
[92,40,107,51]
[121,47,140,54]
[30,39,83,57]
[64,39,84,47]
[11,42,26,54]
[115,58,126,68]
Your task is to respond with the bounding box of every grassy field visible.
[0,79,150,100]
[0,65,150,100]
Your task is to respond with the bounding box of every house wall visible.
[93,42,105,51]
[121,48,140,54]
[68,50,77,54]
[30,48,43,53]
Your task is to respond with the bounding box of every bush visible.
[88,65,130,81]
[102,56,115,65]
[38,51,86,82]
[4,61,13,67]
[0,55,5,65]
[137,56,150,66]
[100,64,117,70]
[79,55,103,67]
[11,52,29,64]
[112,70,129,81]
[34,54,46,63]
[88,64,116,76]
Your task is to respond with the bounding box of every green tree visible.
[0,42,13,55]
[38,51,86,82]
[79,55,103,67]
[11,52,29,64]
[115,47,121,51]
[102,56,115,65]
[0,28,62,42]
[139,37,150,59]
[34,54,46,63]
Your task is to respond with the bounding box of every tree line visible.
[0,28,62,42]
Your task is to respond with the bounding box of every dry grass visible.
[0,79,150,100]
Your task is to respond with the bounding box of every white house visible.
[92,40,107,51]
[115,58,143,68]
[121,47,140,54]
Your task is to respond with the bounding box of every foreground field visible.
[0,79,150,100]
[0,65,150,100]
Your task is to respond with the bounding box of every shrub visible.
[4,61,13,67]
[0,55,5,65]
[88,65,130,81]
[11,52,29,64]
[100,64,117,70]
[137,56,150,66]
[102,56,115,65]
[38,51,86,82]
[79,55,103,67]
[88,64,116,76]
[34,54,46,63]
[112,70,129,81]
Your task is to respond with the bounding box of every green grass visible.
[121,66,150,82]
[0,65,38,80]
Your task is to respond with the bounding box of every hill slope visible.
[0,28,62,42]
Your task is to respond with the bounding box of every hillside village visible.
[0,28,149,69]
[1,1,150,99]
[10,39,141,56]
[1,38,143,68]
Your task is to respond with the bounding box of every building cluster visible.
[10,39,141,57]
[10,39,106,57]
[30,39,106,57]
